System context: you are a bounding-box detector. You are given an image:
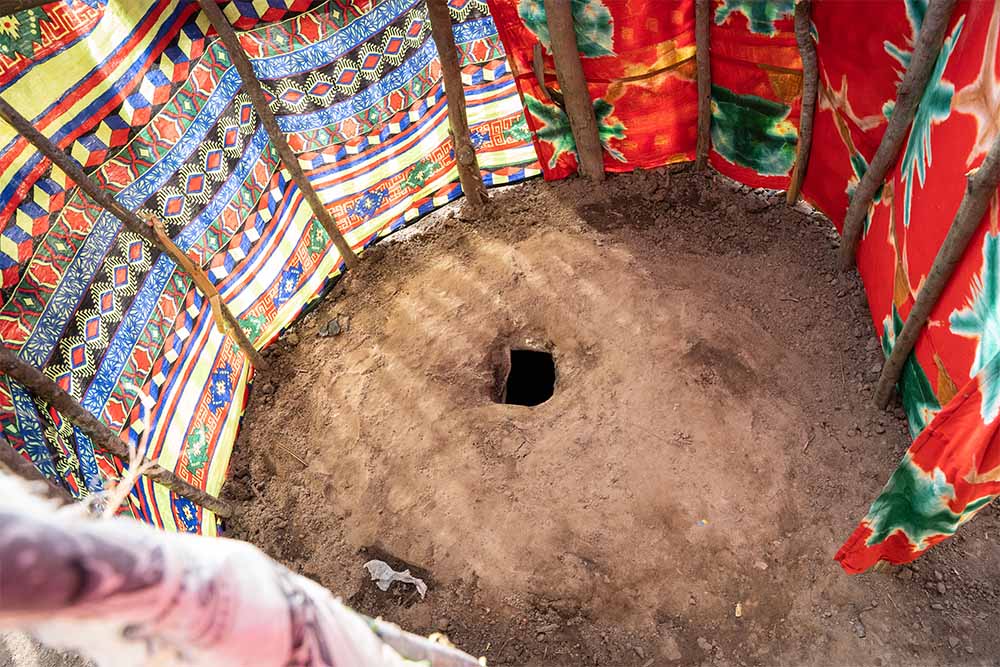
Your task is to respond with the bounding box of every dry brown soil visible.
[224,168,1000,667]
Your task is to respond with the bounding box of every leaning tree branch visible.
[787,0,817,204]
[542,0,604,181]
[695,0,712,170]
[0,347,235,517]
[874,136,1000,408]
[0,0,50,15]
[0,96,267,370]
[838,0,957,269]
[196,0,360,270]
[427,0,488,213]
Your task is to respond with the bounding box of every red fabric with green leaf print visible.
[707,0,802,189]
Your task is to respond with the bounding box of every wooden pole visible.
[427,0,488,213]
[0,347,235,517]
[196,0,359,270]
[0,0,50,15]
[874,136,1000,408]
[542,0,604,181]
[694,0,712,171]
[146,215,266,368]
[0,96,267,371]
[0,433,72,502]
[787,0,817,204]
[838,0,957,269]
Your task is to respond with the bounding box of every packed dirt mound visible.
[224,168,1000,666]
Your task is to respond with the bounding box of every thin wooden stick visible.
[0,0,49,14]
[787,0,817,204]
[542,0,604,181]
[0,96,267,370]
[0,433,72,502]
[0,347,235,517]
[838,0,957,269]
[275,442,308,468]
[694,0,712,171]
[532,43,565,107]
[196,0,360,270]
[874,136,1000,408]
[427,0,488,213]
[370,617,482,667]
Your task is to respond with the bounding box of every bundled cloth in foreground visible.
[0,473,480,667]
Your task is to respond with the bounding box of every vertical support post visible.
[427,0,488,213]
[694,0,712,171]
[196,0,360,270]
[542,0,604,181]
[787,0,817,205]
[839,0,957,269]
[0,347,234,517]
[0,1,54,13]
[0,96,267,371]
[874,136,1000,408]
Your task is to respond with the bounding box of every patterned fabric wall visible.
[0,0,539,534]
[708,0,801,189]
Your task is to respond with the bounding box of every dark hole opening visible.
[503,349,555,406]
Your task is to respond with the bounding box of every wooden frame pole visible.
[694,0,711,171]
[0,1,50,15]
[838,0,957,269]
[0,433,72,502]
[787,0,817,204]
[0,347,234,517]
[542,0,604,181]
[0,96,267,370]
[196,0,359,270]
[874,137,1000,408]
[427,0,488,213]
[145,214,267,369]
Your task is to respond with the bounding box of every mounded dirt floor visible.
[224,167,1000,667]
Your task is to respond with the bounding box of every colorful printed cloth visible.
[0,0,539,534]
[708,0,801,189]
[0,473,481,666]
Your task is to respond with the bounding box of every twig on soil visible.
[802,432,815,452]
[626,420,674,448]
[276,443,309,468]
[839,350,848,390]
[514,439,529,457]
[780,297,800,303]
